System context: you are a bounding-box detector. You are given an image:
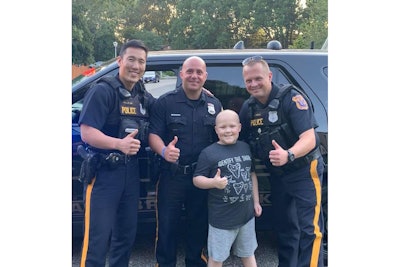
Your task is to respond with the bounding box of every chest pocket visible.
[167,116,187,136]
[203,116,217,143]
[203,116,216,128]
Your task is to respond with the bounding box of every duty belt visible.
[172,162,198,175]
[100,152,134,166]
[272,147,322,175]
[288,146,322,169]
[303,147,322,164]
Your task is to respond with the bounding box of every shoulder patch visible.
[292,95,308,110]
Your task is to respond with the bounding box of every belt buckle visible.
[183,165,190,175]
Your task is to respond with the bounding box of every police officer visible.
[238,56,325,267]
[149,56,223,267]
[78,39,156,267]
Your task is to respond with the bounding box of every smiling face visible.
[179,56,208,98]
[215,110,242,145]
[242,61,273,104]
[117,47,147,90]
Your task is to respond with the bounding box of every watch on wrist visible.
[287,149,295,162]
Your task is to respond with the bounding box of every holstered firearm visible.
[77,145,103,184]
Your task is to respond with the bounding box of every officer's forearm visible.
[149,133,165,156]
[289,129,316,159]
[81,124,121,150]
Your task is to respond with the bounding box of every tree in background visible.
[169,0,249,49]
[72,1,95,64]
[127,0,178,45]
[291,0,328,49]
[72,0,328,65]
[122,28,165,51]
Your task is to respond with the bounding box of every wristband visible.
[161,146,166,158]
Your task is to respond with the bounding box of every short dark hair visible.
[119,39,149,57]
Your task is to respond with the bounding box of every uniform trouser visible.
[269,157,325,267]
[80,159,140,267]
[155,171,208,267]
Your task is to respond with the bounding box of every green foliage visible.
[127,31,165,51]
[72,1,94,64]
[291,0,328,49]
[72,0,328,63]
[93,32,117,60]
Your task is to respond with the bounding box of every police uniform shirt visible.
[149,86,223,165]
[79,75,156,144]
[239,83,319,147]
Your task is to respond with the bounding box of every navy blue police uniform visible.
[78,75,155,267]
[239,83,325,267]
[149,86,223,267]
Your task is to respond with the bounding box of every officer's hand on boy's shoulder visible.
[202,87,214,97]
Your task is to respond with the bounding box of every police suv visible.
[72,41,328,260]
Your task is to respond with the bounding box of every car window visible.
[72,68,177,127]
[143,69,177,98]
[175,64,291,112]
[73,63,299,126]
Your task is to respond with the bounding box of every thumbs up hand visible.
[213,168,228,189]
[163,136,180,163]
[119,129,141,155]
[269,139,287,166]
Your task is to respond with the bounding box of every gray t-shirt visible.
[194,140,255,229]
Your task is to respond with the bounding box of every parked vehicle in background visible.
[143,70,160,83]
[72,42,328,264]
[89,61,103,68]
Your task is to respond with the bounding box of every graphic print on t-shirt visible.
[218,154,253,204]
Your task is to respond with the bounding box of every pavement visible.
[72,231,279,267]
